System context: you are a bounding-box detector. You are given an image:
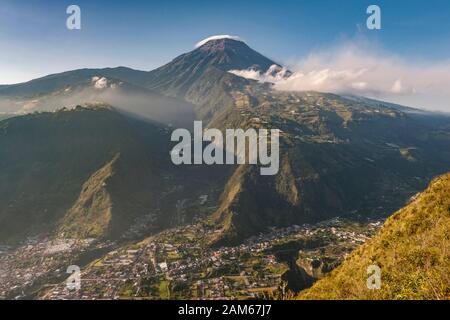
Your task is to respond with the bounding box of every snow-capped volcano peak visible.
[195,35,244,48]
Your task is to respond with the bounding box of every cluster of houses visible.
[1,215,382,300]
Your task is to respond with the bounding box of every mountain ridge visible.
[1,38,450,246]
[0,105,161,242]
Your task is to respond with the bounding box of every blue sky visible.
[1,0,450,110]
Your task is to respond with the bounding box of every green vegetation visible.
[207,86,450,245]
[2,38,450,247]
[0,105,171,242]
[299,173,450,300]
[158,280,170,299]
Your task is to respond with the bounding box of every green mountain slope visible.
[2,38,450,247]
[58,154,118,238]
[144,38,280,98]
[298,173,450,300]
[207,88,450,245]
[141,40,450,247]
[0,105,172,243]
[143,38,277,125]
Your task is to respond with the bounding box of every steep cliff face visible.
[59,155,118,238]
[209,156,322,246]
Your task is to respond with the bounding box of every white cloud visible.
[229,68,263,81]
[195,35,244,48]
[229,42,450,112]
[92,76,108,89]
[229,64,291,83]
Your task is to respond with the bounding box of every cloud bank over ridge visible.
[229,42,450,112]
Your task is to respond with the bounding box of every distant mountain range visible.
[1,37,450,246]
[0,38,281,125]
